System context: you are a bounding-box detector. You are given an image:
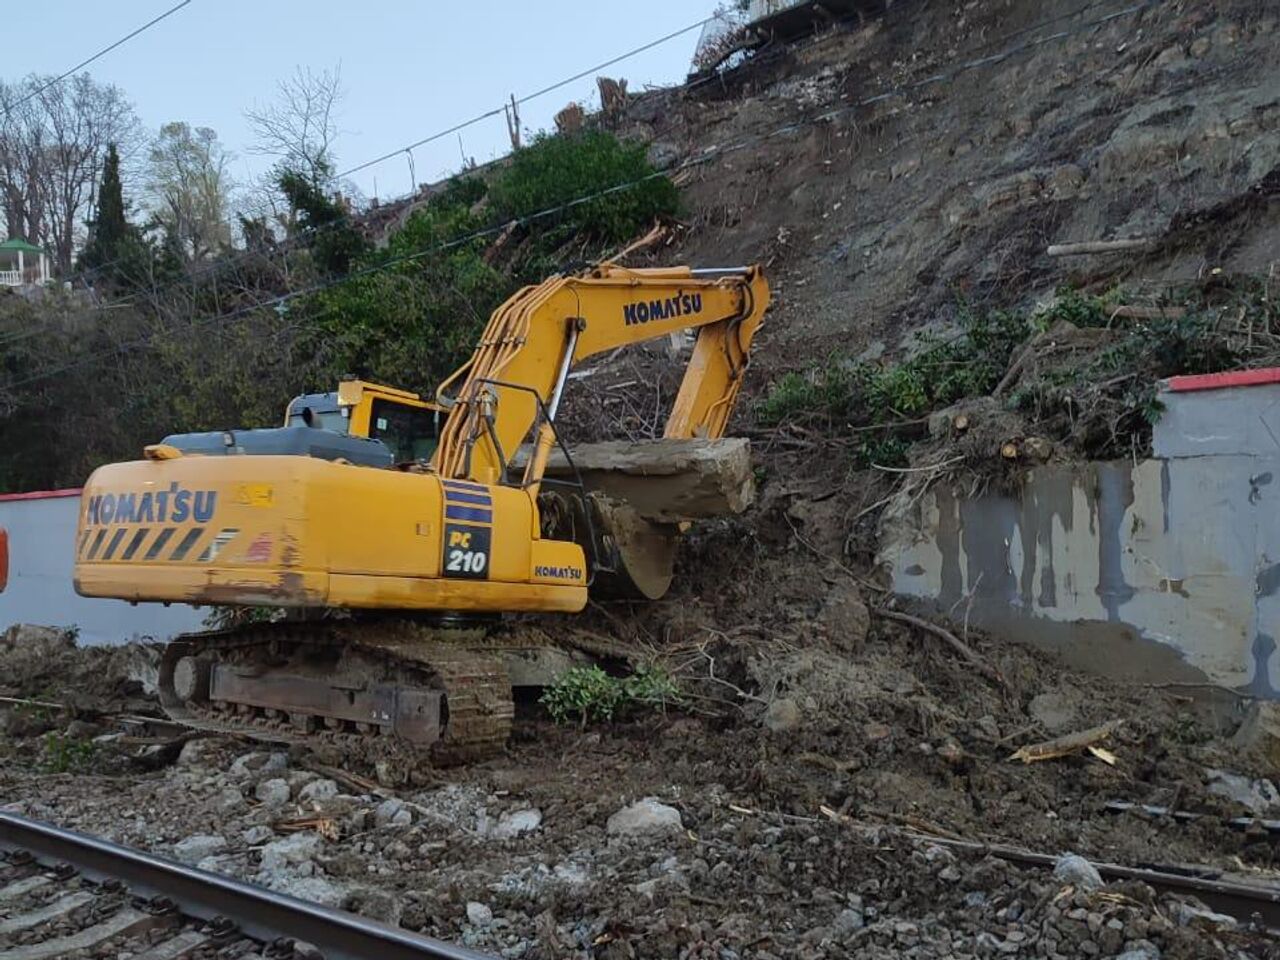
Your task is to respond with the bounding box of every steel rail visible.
[0,813,495,960]
[916,834,1280,929]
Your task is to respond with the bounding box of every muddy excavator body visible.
[73,263,770,761]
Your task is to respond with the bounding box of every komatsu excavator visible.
[74,263,769,760]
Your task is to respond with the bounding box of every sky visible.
[7,0,723,204]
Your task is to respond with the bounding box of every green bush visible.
[489,131,680,248]
[42,734,97,774]
[540,664,680,726]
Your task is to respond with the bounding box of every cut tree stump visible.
[516,437,755,523]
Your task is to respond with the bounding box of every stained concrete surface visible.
[881,383,1280,695]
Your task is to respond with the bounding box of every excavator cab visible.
[286,380,444,465]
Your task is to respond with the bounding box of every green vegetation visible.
[0,130,677,492]
[758,282,1270,462]
[540,664,681,726]
[42,733,97,774]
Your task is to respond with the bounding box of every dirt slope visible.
[628,0,1279,369]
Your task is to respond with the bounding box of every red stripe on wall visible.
[0,488,83,503]
[1166,368,1280,393]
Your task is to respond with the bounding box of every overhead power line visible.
[0,0,1161,396]
[338,16,715,179]
[5,0,194,110]
[48,12,719,306]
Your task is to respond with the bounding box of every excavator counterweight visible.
[73,263,770,762]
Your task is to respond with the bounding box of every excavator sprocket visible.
[157,619,514,766]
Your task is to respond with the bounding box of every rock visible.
[864,721,892,742]
[172,834,227,864]
[177,739,212,768]
[1170,899,1237,927]
[1206,768,1280,815]
[632,877,661,898]
[255,778,291,806]
[646,142,681,172]
[345,886,401,924]
[937,740,965,766]
[466,901,494,927]
[764,698,802,733]
[1,623,72,652]
[975,715,1001,739]
[216,787,246,813]
[260,832,323,873]
[375,798,413,828]
[832,906,865,936]
[298,779,340,803]
[243,825,275,845]
[820,581,870,652]
[63,719,102,739]
[1115,943,1161,960]
[490,808,542,839]
[1029,692,1078,734]
[1053,853,1104,892]
[229,751,288,781]
[606,797,683,837]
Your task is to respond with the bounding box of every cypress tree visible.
[81,144,130,277]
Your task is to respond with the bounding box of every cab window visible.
[369,398,439,463]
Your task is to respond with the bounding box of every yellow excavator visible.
[73,263,769,759]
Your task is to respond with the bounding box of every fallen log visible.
[1047,238,1153,257]
[516,437,755,523]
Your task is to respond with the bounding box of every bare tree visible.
[0,84,47,245]
[0,74,140,270]
[245,65,344,186]
[147,122,235,262]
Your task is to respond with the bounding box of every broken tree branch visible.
[1008,720,1121,763]
[1047,238,1153,257]
[874,608,1005,687]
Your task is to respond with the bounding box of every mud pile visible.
[3,600,1279,956]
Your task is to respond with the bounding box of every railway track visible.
[919,834,1280,930]
[0,813,492,960]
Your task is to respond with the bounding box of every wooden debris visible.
[1109,304,1187,321]
[1088,745,1119,766]
[1047,238,1153,257]
[875,608,1005,687]
[308,763,390,798]
[277,817,340,841]
[1008,720,1121,763]
[797,752,859,773]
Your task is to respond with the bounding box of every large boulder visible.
[606,798,683,837]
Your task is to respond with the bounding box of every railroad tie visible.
[0,890,95,935]
[0,877,51,904]
[130,929,213,960]
[0,906,157,960]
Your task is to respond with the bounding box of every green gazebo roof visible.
[0,238,44,254]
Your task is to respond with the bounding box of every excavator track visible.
[157,620,514,766]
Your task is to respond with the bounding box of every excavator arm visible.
[433,264,770,491]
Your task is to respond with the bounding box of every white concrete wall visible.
[879,382,1280,695]
[0,493,206,646]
